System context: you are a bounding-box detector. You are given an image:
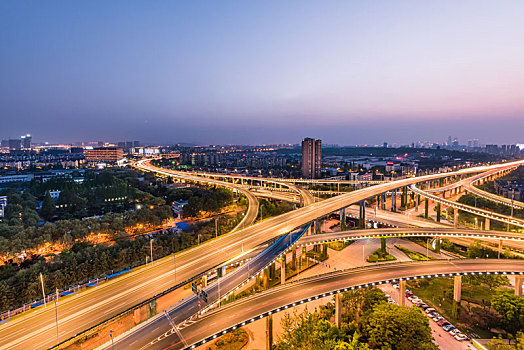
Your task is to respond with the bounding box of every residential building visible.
[301,137,321,178]
[84,147,124,162]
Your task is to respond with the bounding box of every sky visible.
[1,1,524,146]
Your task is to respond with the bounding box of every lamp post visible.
[39,273,47,307]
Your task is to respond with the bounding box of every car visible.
[427,311,438,318]
[437,319,450,327]
[384,293,391,298]
[424,308,436,314]
[450,329,461,336]
[387,298,396,304]
[410,299,422,304]
[432,316,443,322]
[393,284,399,289]
[454,334,469,341]
[443,325,456,332]
[420,305,431,311]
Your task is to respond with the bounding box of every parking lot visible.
[379,284,477,350]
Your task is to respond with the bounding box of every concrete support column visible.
[485,218,490,231]
[202,275,207,288]
[266,314,273,350]
[340,208,347,231]
[452,275,462,319]
[454,210,459,227]
[399,280,406,306]
[359,201,366,228]
[435,237,441,253]
[280,256,286,284]
[515,275,523,297]
[436,202,441,222]
[424,198,429,219]
[291,247,297,270]
[262,267,269,289]
[382,193,386,210]
[498,239,503,259]
[392,189,397,212]
[335,293,342,328]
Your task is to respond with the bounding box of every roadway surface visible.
[4,158,523,349]
[297,227,524,246]
[411,184,524,228]
[105,259,524,350]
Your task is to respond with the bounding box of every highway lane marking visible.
[0,268,188,349]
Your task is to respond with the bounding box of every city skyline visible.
[2,1,524,145]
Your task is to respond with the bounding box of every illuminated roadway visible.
[296,227,524,246]
[411,183,524,228]
[107,259,524,350]
[2,159,523,349]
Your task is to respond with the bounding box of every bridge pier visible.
[335,293,342,328]
[291,247,297,270]
[340,208,347,231]
[498,239,503,259]
[485,218,490,231]
[202,275,207,288]
[399,280,406,306]
[424,198,429,219]
[392,189,397,212]
[382,193,386,210]
[452,276,462,319]
[359,201,366,228]
[281,256,286,284]
[266,313,273,350]
[435,237,441,253]
[454,210,459,227]
[516,275,523,297]
[436,202,441,222]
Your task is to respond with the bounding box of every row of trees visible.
[276,288,437,350]
[0,205,173,257]
[0,232,197,312]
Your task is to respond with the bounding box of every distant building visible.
[85,147,124,162]
[301,137,321,178]
[0,196,7,218]
[8,139,21,150]
[21,134,32,149]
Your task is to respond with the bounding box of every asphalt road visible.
[3,159,523,349]
[111,259,524,350]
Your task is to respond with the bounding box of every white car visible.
[454,333,469,341]
[410,298,422,304]
[450,329,461,336]
[424,308,436,314]
[393,284,399,289]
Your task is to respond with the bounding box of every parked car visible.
[387,298,396,304]
[432,316,443,322]
[443,325,456,332]
[393,284,399,289]
[424,308,436,314]
[405,291,414,297]
[410,299,422,304]
[437,319,450,327]
[454,334,469,341]
[420,305,431,311]
[427,311,439,318]
[449,329,460,336]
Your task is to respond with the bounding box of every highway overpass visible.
[104,259,524,350]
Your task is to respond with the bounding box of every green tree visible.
[41,192,56,221]
[491,291,524,337]
[362,303,437,350]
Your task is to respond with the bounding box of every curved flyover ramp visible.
[106,259,524,350]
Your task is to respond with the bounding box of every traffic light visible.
[191,282,197,294]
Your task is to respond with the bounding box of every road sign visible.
[191,282,197,294]
[201,290,208,303]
